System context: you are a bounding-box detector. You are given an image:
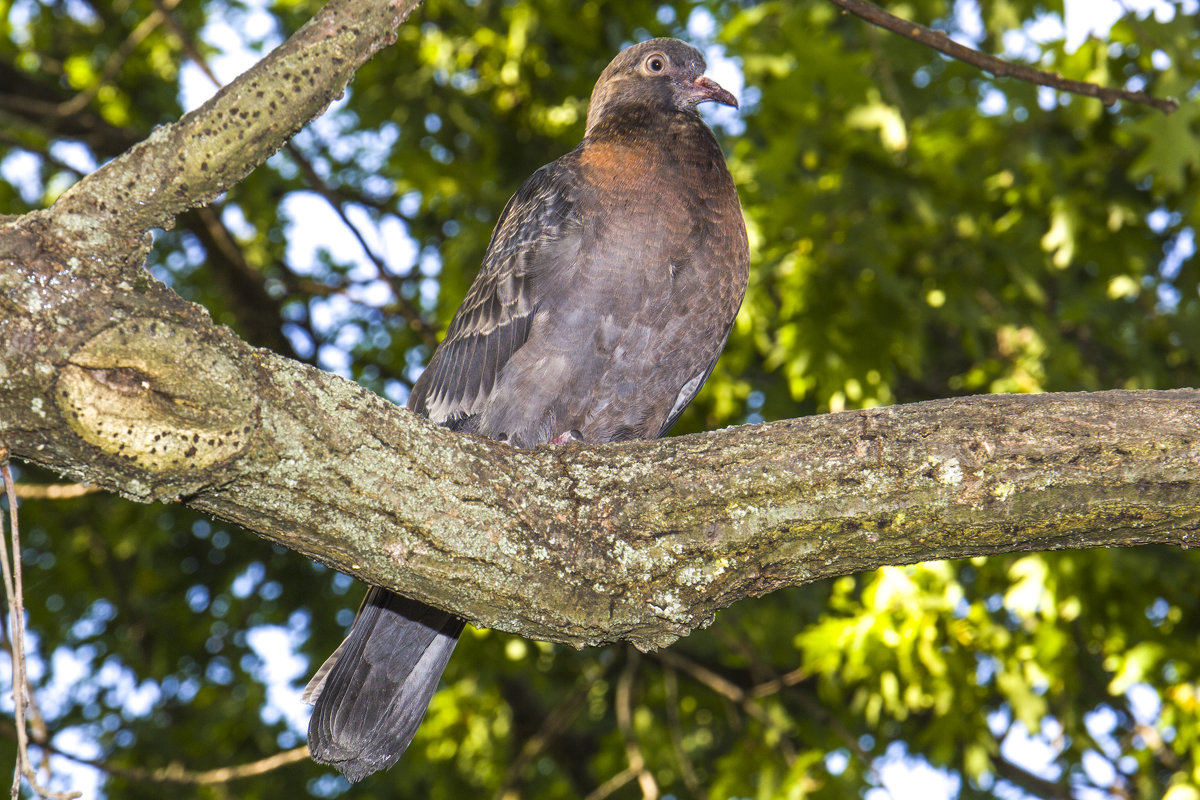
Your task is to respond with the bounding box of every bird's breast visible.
[578,140,654,196]
[576,137,732,259]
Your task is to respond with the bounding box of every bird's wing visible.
[408,158,584,426]
[656,347,725,438]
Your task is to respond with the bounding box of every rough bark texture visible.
[2,0,1199,652]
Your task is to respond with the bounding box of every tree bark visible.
[2,0,1198,652]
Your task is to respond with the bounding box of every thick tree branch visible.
[2,255,1198,652]
[1,0,1198,658]
[828,0,1180,114]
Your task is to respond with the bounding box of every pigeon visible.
[305,37,749,782]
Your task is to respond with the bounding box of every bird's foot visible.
[550,430,583,445]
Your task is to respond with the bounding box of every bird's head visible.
[586,38,738,136]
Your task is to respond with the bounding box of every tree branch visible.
[155,4,441,352]
[0,723,310,787]
[0,462,79,799]
[53,0,181,118]
[10,483,99,500]
[2,250,1199,652]
[992,751,1072,799]
[2,0,1198,660]
[828,0,1180,114]
[75,744,311,787]
[47,0,423,250]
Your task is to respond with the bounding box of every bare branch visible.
[713,626,881,782]
[493,665,608,800]
[615,650,658,799]
[0,463,80,800]
[583,766,637,800]
[0,726,311,787]
[150,0,221,87]
[661,668,702,798]
[11,483,99,500]
[282,143,442,349]
[4,240,1200,651]
[49,0,425,248]
[54,0,182,117]
[828,0,1180,114]
[153,3,440,352]
[992,750,1073,799]
[88,744,311,785]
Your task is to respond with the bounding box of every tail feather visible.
[306,587,464,782]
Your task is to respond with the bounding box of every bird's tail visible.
[305,587,464,782]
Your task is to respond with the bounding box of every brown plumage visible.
[306,38,749,782]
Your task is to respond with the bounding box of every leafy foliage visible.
[1,0,1199,797]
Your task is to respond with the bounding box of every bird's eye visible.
[644,54,666,73]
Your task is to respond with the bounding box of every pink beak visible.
[692,76,739,109]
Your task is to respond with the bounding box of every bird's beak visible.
[692,76,738,109]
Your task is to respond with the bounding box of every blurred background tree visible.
[1,0,1198,797]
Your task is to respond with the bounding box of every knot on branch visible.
[55,316,257,496]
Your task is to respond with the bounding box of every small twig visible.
[653,648,800,765]
[493,662,610,800]
[1,461,23,800]
[0,633,53,765]
[150,0,220,86]
[714,625,886,785]
[155,1,441,350]
[583,766,636,800]
[0,134,83,179]
[749,666,808,698]
[11,483,99,500]
[186,205,304,361]
[614,649,657,799]
[282,145,441,349]
[654,649,746,705]
[1129,722,1179,770]
[75,745,311,786]
[0,460,80,799]
[827,0,1180,114]
[661,667,702,798]
[990,735,1073,800]
[0,725,312,787]
[56,0,182,116]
